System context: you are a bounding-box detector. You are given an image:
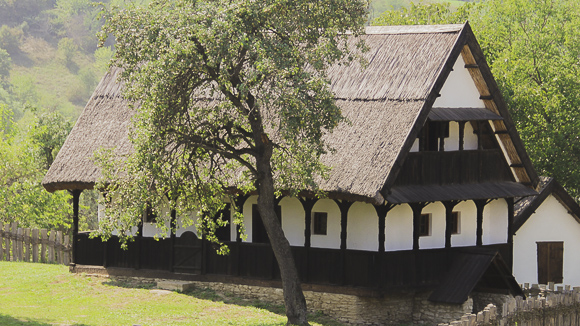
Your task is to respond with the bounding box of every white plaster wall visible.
[310,199,341,249]
[385,204,413,251]
[347,202,379,251]
[280,197,305,246]
[446,122,460,151]
[513,195,580,286]
[433,55,486,109]
[419,202,446,249]
[242,196,258,242]
[483,199,508,245]
[451,201,477,247]
[464,122,478,150]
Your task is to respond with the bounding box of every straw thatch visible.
[43,23,536,204]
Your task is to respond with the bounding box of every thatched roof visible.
[43,23,538,204]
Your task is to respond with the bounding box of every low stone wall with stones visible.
[73,266,479,325]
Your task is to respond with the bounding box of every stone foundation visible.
[72,266,483,325]
[470,292,512,315]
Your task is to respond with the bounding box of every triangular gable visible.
[381,23,538,200]
[514,177,580,232]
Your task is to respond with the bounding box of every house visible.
[513,177,580,286]
[42,23,539,325]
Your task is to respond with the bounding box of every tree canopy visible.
[373,0,580,199]
[98,0,368,324]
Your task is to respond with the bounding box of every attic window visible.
[419,213,431,236]
[312,212,328,235]
[418,121,449,151]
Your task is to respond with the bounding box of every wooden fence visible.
[439,285,580,326]
[0,222,71,265]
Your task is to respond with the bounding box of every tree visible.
[373,0,580,199]
[97,1,368,325]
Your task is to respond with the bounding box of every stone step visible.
[156,280,196,292]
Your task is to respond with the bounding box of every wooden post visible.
[374,203,394,253]
[63,235,70,265]
[410,203,426,251]
[71,189,82,266]
[233,195,248,277]
[0,222,3,261]
[474,199,488,247]
[169,208,176,272]
[56,231,63,264]
[31,229,39,263]
[16,227,23,261]
[11,222,17,261]
[24,228,30,262]
[458,121,465,151]
[4,223,11,261]
[40,229,48,263]
[443,201,459,249]
[48,231,55,263]
[334,199,353,285]
[298,198,317,283]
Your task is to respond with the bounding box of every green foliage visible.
[96,0,368,250]
[57,37,78,68]
[373,0,580,199]
[0,25,23,54]
[93,45,113,74]
[372,1,470,25]
[0,104,72,230]
[0,48,10,90]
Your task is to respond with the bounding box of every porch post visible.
[474,199,489,246]
[334,199,353,285]
[169,208,176,272]
[298,198,317,283]
[410,203,426,251]
[373,203,394,253]
[233,195,249,277]
[71,189,82,265]
[443,201,459,249]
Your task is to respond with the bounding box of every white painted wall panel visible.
[483,199,508,245]
[347,202,379,251]
[280,197,305,246]
[451,201,477,247]
[385,204,413,251]
[311,199,341,249]
[419,202,446,249]
[433,55,485,109]
[513,195,580,286]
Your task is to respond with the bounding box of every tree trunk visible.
[255,143,309,326]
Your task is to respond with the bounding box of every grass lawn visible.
[0,261,345,326]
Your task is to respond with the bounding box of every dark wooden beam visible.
[459,121,465,151]
[374,203,395,253]
[479,95,493,100]
[510,163,524,168]
[410,203,427,251]
[494,130,509,135]
[71,189,82,266]
[465,64,479,69]
[474,199,490,246]
[443,201,460,249]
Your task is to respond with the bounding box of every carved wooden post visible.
[410,203,427,251]
[334,199,353,285]
[474,199,489,247]
[298,197,317,283]
[443,201,460,249]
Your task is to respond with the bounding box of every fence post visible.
[16,227,23,261]
[56,231,63,264]
[24,228,30,262]
[4,223,10,261]
[63,235,70,265]
[40,229,47,263]
[48,231,55,263]
[11,222,17,261]
[32,229,39,263]
[0,221,3,261]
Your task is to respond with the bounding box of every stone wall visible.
[470,292,511,314]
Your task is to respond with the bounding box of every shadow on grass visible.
[100,278,345,325]
[0,314,90,326]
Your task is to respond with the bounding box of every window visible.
[144,205,157,223]
[312,212,328,235]
[450,211,460,234]
[419,213,431,236]
[537,242,563,284]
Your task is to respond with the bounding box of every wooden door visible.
[173,231,202,274]
[537,241,563,284]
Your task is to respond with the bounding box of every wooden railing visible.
[0,222,71,265]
